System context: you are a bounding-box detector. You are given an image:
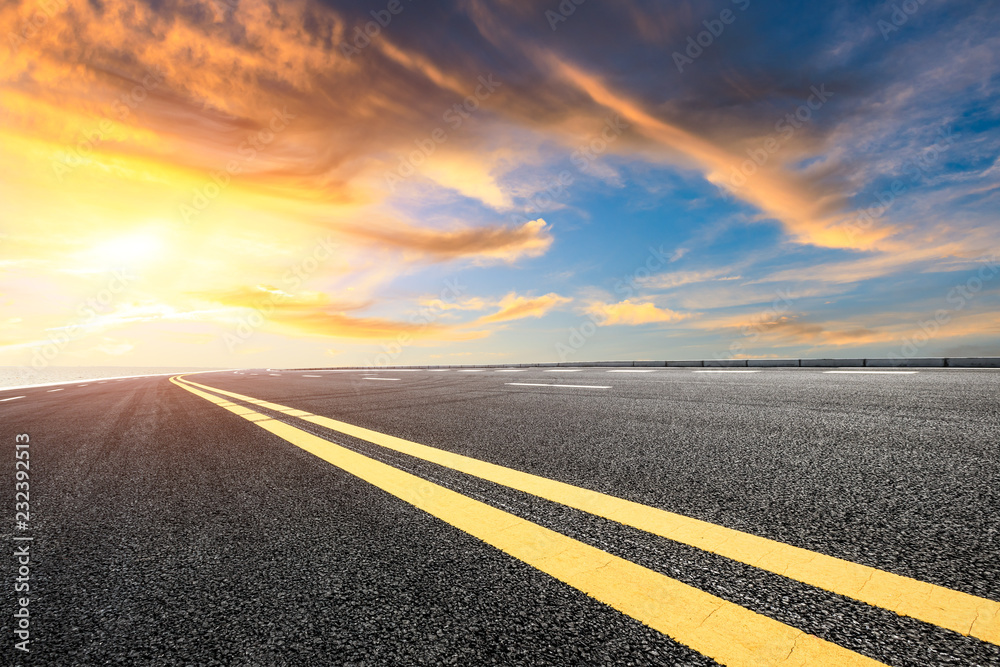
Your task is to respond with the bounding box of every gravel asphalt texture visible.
[1,367,997,666]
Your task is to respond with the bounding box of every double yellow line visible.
[171,375,999,666]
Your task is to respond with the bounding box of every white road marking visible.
[824,370,919,374]
[427,369,451,372]
[1,396,25,402]
[506,383,610,389]
[363,377,400,381]
[78,384,89,386]
[47,388,64,392]
[269,373,280,376]
[607,369,656,373]
[692,370,761,373]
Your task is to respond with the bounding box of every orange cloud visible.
[550,60,892,251]
[688,309,1000,352]
[475,292,572,324]
[190,285,356,311]
[273,311,489,341]
[190,284,488,341]
[586,300,689,326]
[418,296,489,312]
[0,0,541,222]
[339,219,552,262]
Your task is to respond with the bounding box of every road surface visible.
[2,367,998,666]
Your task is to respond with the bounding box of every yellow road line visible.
[171,376,883,666]
[176,376,1000,646]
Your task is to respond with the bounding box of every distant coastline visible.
[0,366,226,389]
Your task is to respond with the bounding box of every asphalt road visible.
[1,367,998,666]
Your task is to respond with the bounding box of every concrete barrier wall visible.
[801,359,865,367]
[747,359,800,367]
[703,359,749,367]
[293,357,1000,371]
[865,358,946,368]
[946,357,1000,368]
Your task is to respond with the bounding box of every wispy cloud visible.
[639,269,743,290]
[475,292,572,324]
[337,219,553,262]
[586,300,690,326]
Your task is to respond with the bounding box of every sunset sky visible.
[1,0,998,368]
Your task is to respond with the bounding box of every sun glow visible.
[89,230,165,265]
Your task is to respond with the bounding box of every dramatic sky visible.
[1,0,998,368]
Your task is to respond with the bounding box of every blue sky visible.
[1,0,997,367]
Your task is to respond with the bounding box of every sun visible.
[90,229,164,264]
